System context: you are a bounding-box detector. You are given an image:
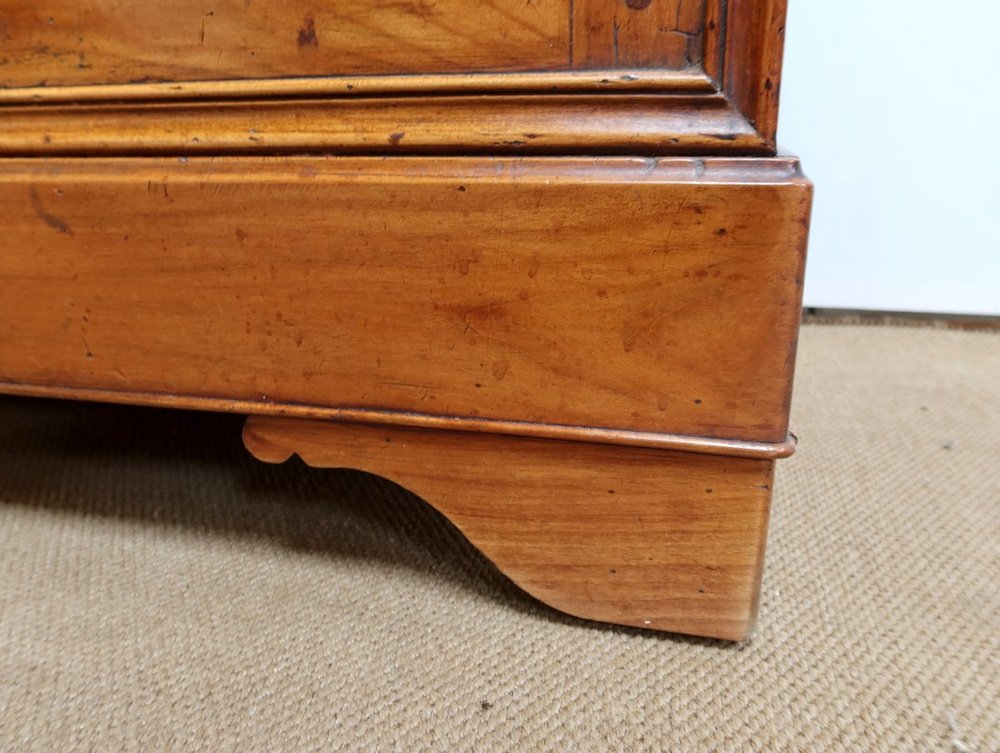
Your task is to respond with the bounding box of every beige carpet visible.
[1,323,997,752]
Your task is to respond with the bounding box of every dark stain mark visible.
[480,700,493,712]
[43,134,52,144]
[235,227,248,243]
[297,15,318,47]
[705,488,713,493]
[388,131,405,146]
[764,78,773,91]
[527,252,541,279]
[694,269,709,278]
[714,227,728,236]
[457,185,466,192]
[474,383,483,389]
[609,569,617,574]
[702,132,738,141]
[522,132,540,139]
[625,0,653,8]
[29,187,73,235]
[694,398,703,404]
[607,489,615,495]
[698,588,705,594]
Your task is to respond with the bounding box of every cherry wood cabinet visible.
[0,0,811,640]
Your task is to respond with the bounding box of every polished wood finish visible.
[0,0,811,638]
[243,416,775,641]
[0,0,571,85]
[724,0,788,144]
[0,94,768,157]
[0,69,717,103]
[0,0,713,87]
[0,0,788,154]
[0,156,810,445]
[571,0,705,69]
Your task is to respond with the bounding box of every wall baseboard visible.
[802,308,1000,331]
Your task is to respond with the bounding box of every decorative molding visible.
[0,382,797,459]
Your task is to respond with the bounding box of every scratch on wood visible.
[28,186,73,235]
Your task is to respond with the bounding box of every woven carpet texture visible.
[1,323,997,752]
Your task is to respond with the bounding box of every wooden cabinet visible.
[0,0,811,640]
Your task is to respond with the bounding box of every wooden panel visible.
[572,0,705,69]
[0,156,811,443]
[0,0,569,86]
[0,0,794,155]
[243,416,775,640]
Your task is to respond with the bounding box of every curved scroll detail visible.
[243,416,775,641]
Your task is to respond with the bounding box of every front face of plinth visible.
[0,157,809,449]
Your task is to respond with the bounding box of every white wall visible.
[779,0,1000,315]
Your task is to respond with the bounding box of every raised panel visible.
[0,1,789,153]
[0,0,718,88]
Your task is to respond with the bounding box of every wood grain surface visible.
[0,0,711,88]
[0,0,567,85]
[571,0,705,69]
[0,94,766,157]
[0,156,810,445]
[724,0,787,144]
[243,416,775,640]
[0,0,788,154]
